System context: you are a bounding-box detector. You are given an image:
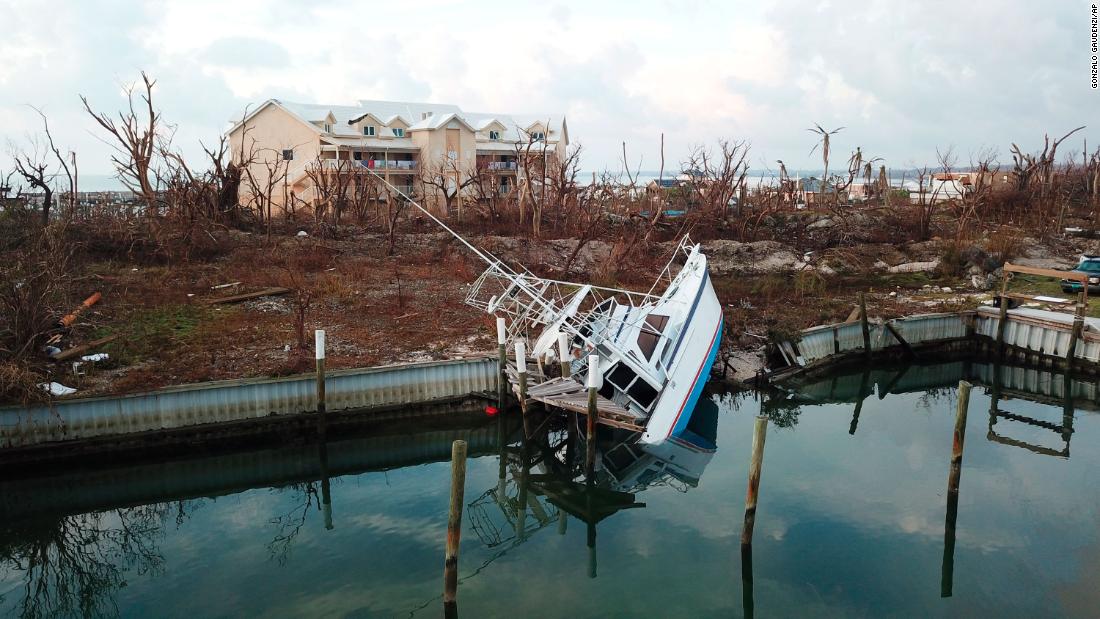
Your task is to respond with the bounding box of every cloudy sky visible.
[1,0,1096,179]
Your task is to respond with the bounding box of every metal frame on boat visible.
[365,169,724,448]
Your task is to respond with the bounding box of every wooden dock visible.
[506,363,647,432]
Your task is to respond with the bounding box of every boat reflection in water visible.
[468,396,721,582]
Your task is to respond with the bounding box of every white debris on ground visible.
[242,297,291,314]
[40,382,77,396]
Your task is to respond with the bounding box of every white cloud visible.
[0,0,1094,179]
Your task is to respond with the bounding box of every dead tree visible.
[81,72,161,213]
[419,157,479,219]
[683,139,750,219]
[10,137,53,225]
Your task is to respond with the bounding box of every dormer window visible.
[530,131,545,142]
[364,125,376,136]
[489,130,501,140]
[324,123,333,133]
[392,128,405,137]
[421,112,433,120]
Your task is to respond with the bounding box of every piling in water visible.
[443,440,468,616]
[859,293,871,360]
[497,317,508,410]
[586,354,599,476]
[315,330,327,417]
[741,543,754,619]
[996,299,1009,360]
[741,415,769,545]
[948,380,971,493]
[516,340,531,437]
[558,332,571,378]
[942,380,971,598]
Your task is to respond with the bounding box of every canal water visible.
[2,361,1099,618]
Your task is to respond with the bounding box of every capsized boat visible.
[366,170,723,449]
[467,236,723,450]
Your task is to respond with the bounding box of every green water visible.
[2,362,1099,618]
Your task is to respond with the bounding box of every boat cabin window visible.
[637,314,669,360]
[607,364,637,390]
[626,379,659,409]
[604,362,660,410]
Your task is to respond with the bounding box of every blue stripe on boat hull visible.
[669,320,723,442]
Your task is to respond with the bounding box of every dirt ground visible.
[36,223,1094,399]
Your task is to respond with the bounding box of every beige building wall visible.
[229,104,321,209]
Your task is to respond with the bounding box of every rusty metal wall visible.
[0,358,499,448]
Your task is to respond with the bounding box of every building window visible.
[531,131,545,141]
[489,130,500,140]
[353,152,362,160]
[364,126,375,136]
[421,112,433,120]
[392,127,405,137]
[324,123,333,133]
[282,149,294,161]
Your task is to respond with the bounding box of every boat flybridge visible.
[365,169,724,451]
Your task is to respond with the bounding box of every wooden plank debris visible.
[1003,262,1087,283]
[51,334,121,362]
[204,287,291,305]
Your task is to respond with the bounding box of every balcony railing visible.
[359,160,417,170]
[487,161,517,171]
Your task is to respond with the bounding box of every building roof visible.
[230,98,566,146]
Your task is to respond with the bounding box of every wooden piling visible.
[1067,291,1085,369]
[741,543,754,619]
[443,440,468,615]
[741,415,769,545]
[942,380,971,597]
[314,330,326,417]
[516,340,531,436]
[948,380,972,493]
[996,297,1009,360]
[558,332,571,378]
[496,317,508,409]
[586,354,599,476]
[859,293,872,360]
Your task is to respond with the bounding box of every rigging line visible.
[362,166,512,273]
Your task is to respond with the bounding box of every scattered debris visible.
[51,334,121,362]
[58,292,103,327]
[211,282,242,290]
[297,230,309,237]
[887,260,940,274]
[205,287,291,305]
[80,353,110,362]
[40,382,77,396]
[244,297,291,314]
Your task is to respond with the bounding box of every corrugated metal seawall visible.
[0,357,499,448]
[796,312,970,365]
[973,306,1100,364]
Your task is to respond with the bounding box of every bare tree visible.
[10,136,53,225]
[81,72,161,213]
[419,157,478,219]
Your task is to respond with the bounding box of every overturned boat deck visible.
[506,364,646,432]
